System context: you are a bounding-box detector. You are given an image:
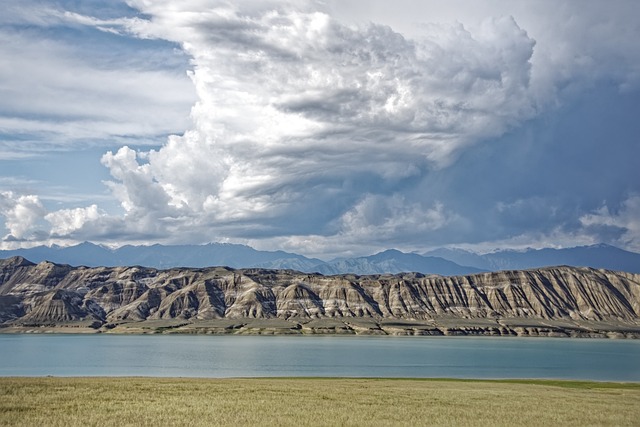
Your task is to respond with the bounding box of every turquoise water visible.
[0,335,638,380]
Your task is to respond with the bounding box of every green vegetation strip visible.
[1,377,638,426]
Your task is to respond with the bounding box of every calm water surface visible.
[0,335,638,381]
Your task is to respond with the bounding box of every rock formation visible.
[1,256,639,337]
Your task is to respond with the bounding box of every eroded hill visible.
[1,256,639,337]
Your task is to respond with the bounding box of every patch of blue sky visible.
[5,19,189,74]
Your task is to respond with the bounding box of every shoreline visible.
[4,376,640,393]
[2,317,639,338]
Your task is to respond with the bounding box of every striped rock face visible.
[1,257,639,337]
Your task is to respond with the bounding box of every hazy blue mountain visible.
[0,244,484,276]
[312,249,485,276]
[425,244,640,273]
[423,248,493,270]
[0,242,118,267]
[252,257,322,272]
[483,244,640,273]
[112,243,325,270]
[2,242,638,275]
[0,242,322,270]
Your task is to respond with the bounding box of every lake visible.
[0,335,639,381]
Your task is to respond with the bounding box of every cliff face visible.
[1,257,639,337]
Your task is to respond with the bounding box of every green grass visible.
[1,377,638,426]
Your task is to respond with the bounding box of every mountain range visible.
[1,256,639,337]
[0,242,639,275]
[423,244,640,273]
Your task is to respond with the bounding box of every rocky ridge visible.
[1,256,639,337]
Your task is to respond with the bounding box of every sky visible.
[1,0,639,259]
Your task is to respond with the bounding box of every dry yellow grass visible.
[0,377,638,426]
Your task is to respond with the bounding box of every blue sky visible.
[1,0,639,258]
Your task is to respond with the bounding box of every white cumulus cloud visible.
[0,191,45,240]
[45,204,107,236]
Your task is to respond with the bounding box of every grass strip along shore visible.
[1,377,639,426]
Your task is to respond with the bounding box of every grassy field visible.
[1,377,639,426]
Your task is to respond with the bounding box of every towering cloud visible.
[99,2,537,241]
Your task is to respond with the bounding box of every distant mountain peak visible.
[371,249,405,258]
[585,243,615,249]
